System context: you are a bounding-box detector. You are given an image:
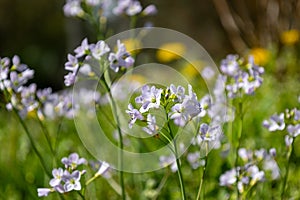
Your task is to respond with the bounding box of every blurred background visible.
[1,0,299,90]
[1,1,300,199]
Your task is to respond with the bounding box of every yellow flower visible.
[249,48,270,66]
[156,43,186,63]
[280,29,299,45]
[181,60,203,78]
[122,38,142,55]
[128,74,145,83]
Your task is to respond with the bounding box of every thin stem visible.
[234,101,243,200]
[106,177,131,200]
[102,78,126,200]
[152,170,171,200]
[36,113,55,157]
[196,142,209,200]
[77,191,86,200]
[13,108,51,177]
[130,15,137,29]
[174,151,186,200]
[53,118,63,156]
[165,111,186,200]
[85,172,103,186]
[281,140,294,199]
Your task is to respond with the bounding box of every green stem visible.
[152,170,171,200]
[102,78,126,200]
[36,113,55,157]
[130,15,137,29]
[85,174,101,186]
[196,142,209,200]
[281,140,294,199]
[175,152,186,200]
[13,108,51,177]
[77,191,86,200]
[234,101,243,200]
[164,110,186,200]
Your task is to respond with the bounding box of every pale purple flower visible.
[169,84,185,103]
[184,84,202,117]
[287,124,300,137]
[225,83,239,98]
[49,168,64,187]
[187,152,205,169]
[263,155,280,180]
[0,57,10,68]
[113,0,131,15]
[90,40,110,60]
[95,162,110,176]
[169,86,202,127]
[248,56,264,78]
[247,165,265,185]
[285,135,293,147]
[19,84,39,117]
[0,63,9,81]
[219,169,237,186]
[61,153,87,170]
[238,148,253,162]
[199,95,211,117]
[9,69,34,93]
[12,55,28,71]
[79,63,92,76]
[170,103,188,127]
[109,40,134,72]
[159,155,177,172]
[254,149,266,161]
[201,66,215,80]
[63,0,84,17]
[64,71,77,86]
[113,0,143,16]
[54,184,65,194]
[263,113,285,131]
[198,123,220,142]
[37,88,52,103]
[220,54,239,76]
[86,0,101,6]
[142,4,157,16]
[269,148,276,157]
[74,38,90,58]
[63,170,82,192]
[37,188,52,197]
[65,54,79,72]
[135,85,162,113]
[126,1,142,16]
[126,103,144,128]
[142,114,158,135]
[293,108,300,121]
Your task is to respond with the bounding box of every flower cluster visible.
[37,153,87,197]
[219,148,279,193]
[126,84,202,135]
[63,0,157,18]
[0,56,101,119]
[63,0,112,17]
[113,0,157,16]
[0,56,39,118]
[220,55,264,98]
[263,107,300,146]
[64,38,134,86]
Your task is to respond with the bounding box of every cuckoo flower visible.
[108,40,134,72]
[135,85,163,113]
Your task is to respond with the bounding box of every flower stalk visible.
[196,142,208,200]
[281,140,294,199]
